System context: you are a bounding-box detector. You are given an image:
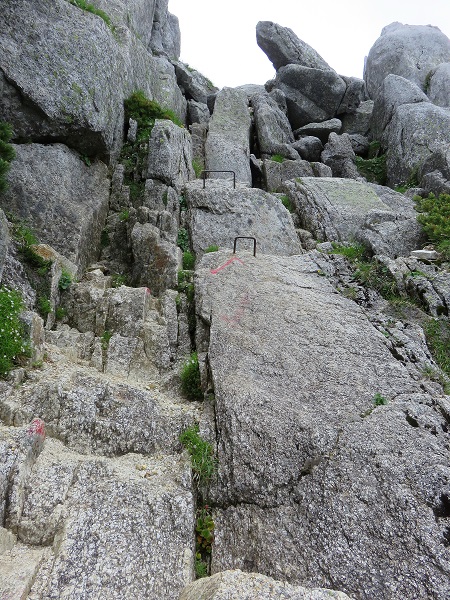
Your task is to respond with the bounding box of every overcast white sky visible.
[168,0,450,89]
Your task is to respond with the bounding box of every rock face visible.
[185,180,301,257]
[2,144,110,274]
[364,22,450,98]
[251,93,297,159]
[284,177,424,257]
[427,62,450,107]
[320,133,359,179]
[195,250,450,600]
[205,88,252,186]
[0,0,185,161]
[256,21,333,71]
[180,570,355,600]
[274,65,346,129]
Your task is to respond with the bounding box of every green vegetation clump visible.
[204,245,219,253]
[180,352,202,400]
[177,228,189,252]
[271,154,285,163]
[280,194,294,213]
[179,424,216,483]
[373,393,388,406]
[353,260,399,301]
[330,242,366,261]
[355,154,387,185]
[182,251,195,271]
[58,270,72,291]
[194,505,215,578]
[0,122,15,194]
[67,0,114,30]
[415,193,450,260]
[0,287,29,377]
[424,318,450,381]
[192,159,203,178]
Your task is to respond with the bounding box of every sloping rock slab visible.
[180,569,354,600]
[428,62,450,107]
[195,251,450,599]
[284,177,423,257]
[185,181,301,257]
[2,143,109,273]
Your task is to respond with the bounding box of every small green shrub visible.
[0,122,16,194]
[101,330,113,350]
[179,195,187,211]
[55,306,67,320]
[0,287,29,377]
[67,0,114,30]
[373,393,388,406]
[330,242,366,262]
[280,194,293,213]
[204,245,219,253]
[119,208,130,221]
[177,228,189,252]
[415,193,450,260]
[179,424,216,483]
[195,558,208,579]
[37,296,51,317]
[111,273,128,288]
[424,318,450,379]
[271,154,285,163]
[58,270,72,291]
[355,154,387,185]
[180,352,202,400]
[353,260,399,300]
[183,251,195,270]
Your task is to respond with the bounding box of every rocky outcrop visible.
[174,61,217,105]
[284,177,424,257]
[251,93,297,160]
[294,118,342,143]
[427,62,450,107]
[320,133,359,179]
[256,21,333,71]
[2,144,110,274]
[185,180,301,257]
[205,88,252,186]
[180,570,354,600]
[364,22,450,98]
[263,158,315,193]
[195,250,450,599]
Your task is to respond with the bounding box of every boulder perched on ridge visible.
[337,77,367,115]
[256,21,333,71]
[364,22,450,98]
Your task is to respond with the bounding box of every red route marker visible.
[210,257,245,275]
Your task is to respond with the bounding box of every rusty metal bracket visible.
[201,170,236,189]
[233,237,257,257]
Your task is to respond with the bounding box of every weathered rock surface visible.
[284,177,424,257]
[427,62,450,107]
[385,102,450,186]
[146,119,194,191]
[0,0,185,161]
[321,133,359,179]
[364,22,450,98]
[251,93,297,160]
[294,118,342,143]
[340,100,373,136]
[194,250,450,599]
[149,0,181,58]
[188,100,210,125]
[185,180,301,257]
[292,136,323,162]
[263,158,314,193]
[256,21,333,71]
[205,88,252,186]
[337,77,367,115]
[274,65,346,129]
[2,144,110,274]
[419,147,450,196]
[174,61,217,104]
[180,570,354,600]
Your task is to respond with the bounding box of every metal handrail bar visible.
[233,237,257,257]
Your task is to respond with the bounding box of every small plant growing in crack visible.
[195,504,214,579]
[180,352,202,400]
[179,424,216,486]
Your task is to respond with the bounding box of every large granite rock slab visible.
[274,65,346,129]
[251,93,297,160]
[263,158,314,193]
[427,62,450,107]
[256,21,333,71]
[2,143,110,274]
[0,0,185,161]
[180,570,354,600]
[385,102,450,186]
[364,22,450,99]
[283,177,423,257]
[205,88,252,186]
[174,61,217,104]
[195,251,450,599]
[185,180,301,257]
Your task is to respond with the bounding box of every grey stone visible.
[188,100,210,125]
[174,61,217,105]
[419,147,450,196]
[0,210,9,282]
[2,144,110,274]
[371,74,430,144]
[274,65,346,129]
[263,158,314,193]
[131,222,181,295]
[269,89,289,115]
[0,0,186,161]
[185,180,301,257]
[340,100,373,136]
[146,119,194,191]
[284,177,423,257]
[321,133,359,179]
[410,249,440,261]
[294,118,342,144]
[337,77,367,115]
[235,84,266,99]
[310,162,333,178]
[251,93,297,160]
[256,21,333,71]
[180,570,354,600]
[291,136,323,162]
[427,62,450,107]
[205,88,252,186]
[194,251,450,599]
[348,134,370,156]
[385,102,450,186]
[364,22,450,98]
[127,118,138,143]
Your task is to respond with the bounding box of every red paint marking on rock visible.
[27,418,46,438]
[210,257,245,275]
